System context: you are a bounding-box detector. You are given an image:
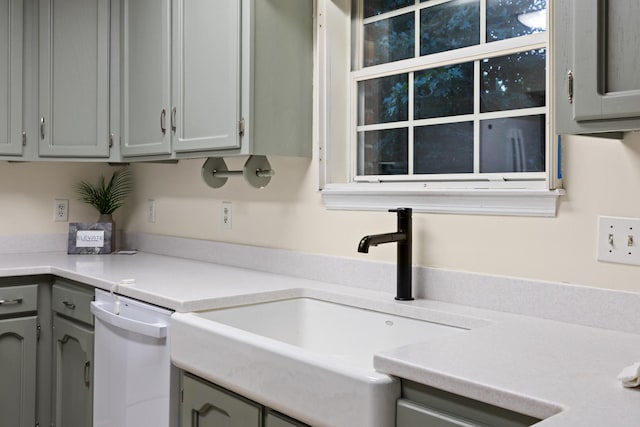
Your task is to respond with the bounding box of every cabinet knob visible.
[0,298,23,306]
[171,107,177,133]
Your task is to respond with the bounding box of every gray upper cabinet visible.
[171,0,241,153]
[0,0,23,156]
[121,0,239,158]
[226,0,313,158]
[120,0,172,157]
[555,0,640,135]
[122,0,312,160]
[38,0,111,157]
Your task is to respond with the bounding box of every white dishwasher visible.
[90,289,179,427]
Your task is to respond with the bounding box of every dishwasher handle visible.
[90,301,168,339]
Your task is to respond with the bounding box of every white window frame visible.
[317,0,564,217]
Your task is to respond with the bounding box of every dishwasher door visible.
[91,289,178,427]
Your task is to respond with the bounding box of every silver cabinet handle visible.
[171,107,177,132]
[567,70,574,104]
[0,298,23,305]
[84,361,91,387]
[40,117,45,139]
[62,301,76,310]
[160,109,167,135]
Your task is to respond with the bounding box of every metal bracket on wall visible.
[201,155,275,189]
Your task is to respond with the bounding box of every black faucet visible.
[358,208,413,301]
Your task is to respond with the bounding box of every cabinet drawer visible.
[399,380,541,427]
[398,399,478,427]
[52,282,94,325]
[0,284,38,316]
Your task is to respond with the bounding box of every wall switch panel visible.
[54,199,68,222]
[597,216,640,266]
[222,201,232,230]
[147,199,157,223]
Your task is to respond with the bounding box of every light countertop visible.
[1,251,639,426]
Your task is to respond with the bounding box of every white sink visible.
[171,297,466,427]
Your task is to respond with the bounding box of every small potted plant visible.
[74,167,133,252]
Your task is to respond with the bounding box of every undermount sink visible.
[170,297,466,427]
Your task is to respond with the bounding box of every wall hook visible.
[201,155,275,189]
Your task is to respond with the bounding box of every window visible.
[317,0,562,216]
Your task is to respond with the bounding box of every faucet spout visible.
[357,208,413,301]
[358,232,406,253]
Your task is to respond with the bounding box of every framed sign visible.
[68,222,113,254]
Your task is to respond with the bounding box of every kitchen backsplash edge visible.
[2,232,639,334]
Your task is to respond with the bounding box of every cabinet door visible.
[555,0,640,134]
[171,0,241,153]
[53,315,94,427]
[121,0,172,157]
[265,410,309,427]
[38,0,110,157]
[0,0,23,156]
[181,373,261,427]
[0,316,37,427]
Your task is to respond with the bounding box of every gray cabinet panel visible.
[0,0,23,156]
[0,316,37,427]
[52,281,94,325]
[399,380,541,427]
[181,373,261,427]
[53,314,94,427]
[121,0,172,157]
[265,410,309,427]
[171,0,240,152]
[38,0,110,157]
[555,0,640,134]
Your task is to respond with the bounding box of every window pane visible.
[481,48,546,113]
[364,0,413,18]
[480,115,545,173]
[358,128,409,175]
[414,122,474,174]
[358,74,408,125]
[420,0,480,56]
[364,13,414,67]
[414,62,474,120]
[487,0,547,42]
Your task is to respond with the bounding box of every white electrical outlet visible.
[222,201,232,229]
[597,216,640,266]
[147,199,157,223]
[54,199,69,222]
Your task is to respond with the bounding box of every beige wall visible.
[120,132,640,293]
[0,162,127,234]
[2,132,640,292]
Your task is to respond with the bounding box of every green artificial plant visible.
[75,168,133,215]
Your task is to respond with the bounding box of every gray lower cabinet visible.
[0,284,38,427]
[181,372,309,427]
[555,0,640,135]
[181,372,261,427]
[265,410,308,427]
[397,380,541,427]
[51,280,95,427]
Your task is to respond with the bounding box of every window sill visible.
[321,184,564,217]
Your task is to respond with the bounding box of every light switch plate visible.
[222,201,232,230]
[597,216,640,266]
